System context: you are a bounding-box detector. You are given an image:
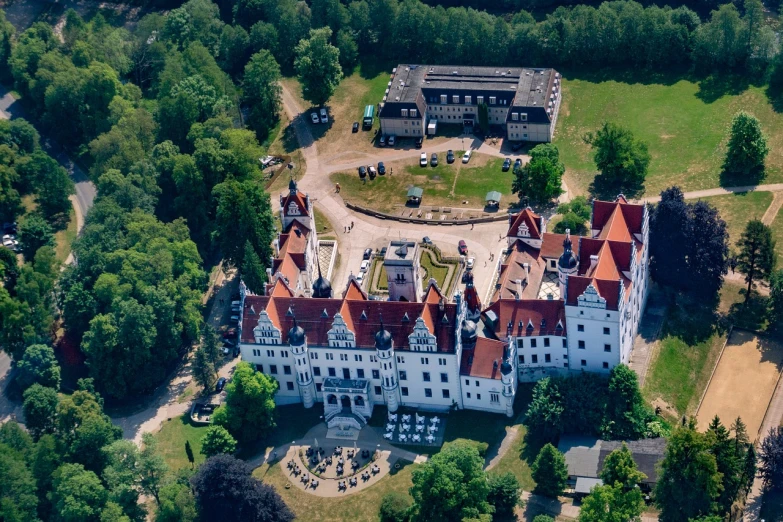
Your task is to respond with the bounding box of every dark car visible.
[222,328,237,339]
[2,222,16,235]
[378,162,386,175]
[363,248,373,260]
[216,377,227,393]
[380,247,387,257]
[502,158,511,172]
[352,121,359,133]
[415,136,423,148]
[423,236,433,245]
[458,240,468,256]
[511,141,523,152]
[446,150,455,163]
[513,158,522,170]
[379,135,386,147]
[358,165,367,178]
[430,153,438,167]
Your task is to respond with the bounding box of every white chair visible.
[412,434,421,443]
[431,416,440,424]
[402,414,411,422]
[415,413,424,424]
[389,413,398,422]
[426,435,435,443]
[399,433,407,442]
[383,432,393,440]
[416,424,425,433]
[386,423,395,432]
[402,424,411,432]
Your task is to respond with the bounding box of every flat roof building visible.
[379,64,562,143]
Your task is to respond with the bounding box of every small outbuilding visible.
[485,191,502,208]
[407,186,423,204]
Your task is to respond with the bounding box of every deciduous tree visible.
[50,463,109,522]
[723,111,768,177]
[212,362,278,443]
[584,122,650,196]
[243,50,281,141]
[201,425,237,457]
[512,144,564,204]
[294,27,343,107]
[17,213,55,260]
[532,443,568,498]
[22,383,59,439]
[554,196,591,235]
[16,343,61,390]
[192,344,217,393]
[759,426,783,490]
[157,481,198,522]
[487,472,521,518]
[379,491,412,522]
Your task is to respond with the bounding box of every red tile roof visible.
[564,276,622,310]
[281,191,310,219]
[508,208,542,239]
[460,337,506,380]
[483,299,566,338]
[492,241,545,301]
[541,232,581,259]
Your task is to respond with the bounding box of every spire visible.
[563,228,572,253]
[558,228,577,271]
[289,177,298,195]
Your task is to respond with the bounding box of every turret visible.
[500,344,515,418]
[312,262,332,299]
[288,315,315,409]
[460,319,478,351]
[558,229,578,298]
[374,315,399,413]
[463,272,482,321]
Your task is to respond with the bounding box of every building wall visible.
[506,122,551,143]
[380,116,425,137]
[515,334,569,373]
[565,303,622,373]
[396,352,459,411]
[460,375,508,414]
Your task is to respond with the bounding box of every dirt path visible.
[761,191,783,225]
[643,184,783,203]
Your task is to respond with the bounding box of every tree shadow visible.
[588,173,645,201]
[556,66,687,88]
[281,121,302,154]
[765,83,783,114]
[727,291,770,332]
[719,167,766,189]
[695,73,752,104]
[357,57,398,80]
[663,290,725,345]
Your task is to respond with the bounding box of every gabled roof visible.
[592,198,644,238]
[492,240,545,301]
[281,190,309,220]
[460,337,506,380]
[540,232,581,259]
[508,208,542,239]
[483,299,566,338]
[564,276,622,310]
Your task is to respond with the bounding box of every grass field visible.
[420,249,451,290]
[554,74,783,196]
[331,153,510,213]
[155,414,207,471]
[697,191,774,247]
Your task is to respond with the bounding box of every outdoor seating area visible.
[189,403,219,426]
[299,444,376,481]
[383,412,444,446]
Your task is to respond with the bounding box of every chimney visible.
[590,255,599,272]
[515,279,524,299]
[273,239,280,256]
[547,293,553,300]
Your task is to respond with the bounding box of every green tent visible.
[485,191,502,206]
[407,187,423,202]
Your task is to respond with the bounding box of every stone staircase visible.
[326,408,367,430]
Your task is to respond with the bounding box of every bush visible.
[532,515,555,522]
[379,492,412,522]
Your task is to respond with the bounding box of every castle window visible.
[399,371,407,381]
[532,354,538,363]
[578,340,585,349]
[270,365,278,374]
[313,367,321,376]
[604,327,610,335]
[423,372,431,382]
[578,324,584,332]
[286,382,294,390]
[283,365,291,375]
[372,369,380,379]
[490,393,499,403]
[519,355,525,364]
[442,389,450,399]
[544,338,550,347]
[603,362,609,369]
[328,367,336,376]
[604,344,611,352]
[401,387,409,396]
[357,369,365,378]
[375,386,382,395]
[425,388,433,397]
[530,339,537,348]
[545,354,551,363]
[440,373,448,383]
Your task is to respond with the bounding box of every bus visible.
[362,105,375,129]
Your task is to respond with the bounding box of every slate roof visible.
[558,435,666,485]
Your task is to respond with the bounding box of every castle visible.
[237,181,650,420]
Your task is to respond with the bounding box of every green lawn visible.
[489,423,538,492]
[554,74,783,196]
[420,249,450,290]
[696,191,773,247]
[332,154,511,213]
[155,414,208,472]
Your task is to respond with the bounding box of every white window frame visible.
[512,113,518,121]
[452,95,459,104]
[440,94,447,104]
[465,95,472,104]
[401,109,408,117]
[489,96,496,105]
[521,113,527,121]
[477,95,484,104]
[411,109,417,117]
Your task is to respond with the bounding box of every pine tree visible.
[192,346,217,393]
[532,443,569,498]
[737,220,777,302]
[185,441,195,469]
[241,241,267,294]
[202,324,221,366]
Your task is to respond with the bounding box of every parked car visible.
[356,272,365,284]
[358,165,367,178]
[388,135,396,146]
[222,328,237,339]
[514,158,522,170]
[466,257,475,270]
[230,315,240,323]
[458,240,468,256]
[511,141,523,152]
[216,377,227,392]
[320,107,329,123]
[379,135,386,147]
[2,235,17,251]
[415,137,423,148]
[368,165,377,178]
[2,222,17,235]
[360,260,370,272]
[310,112,319,124]
[446,150,455,163]
[423,236,433,245]
[420,152,427,167]
[430,153,438,167]
[502,158,511,172]
[378,162,386,175]
[363,248,373,260]
[462,150,472,163]
[380,247,387,257]
[352,122,359,133]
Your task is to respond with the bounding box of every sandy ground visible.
[697,330,783,436]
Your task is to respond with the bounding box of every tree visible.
[736,219,777,302]
[17,213,55,260]
[192,344,217,393]
[579,483,645,522]
[213,179,274,271]
[532,517,555,522]
[723,111,768,177]
[525,377,564,442]
[294,27,343,107]
[379,491,412,522]
[512,144,564,204]
[584,122,650,195]
[191,454,294,522]
[410,440,492,522]
[554,196,591,235]
[242,50,281,141]
[335,29,358,71]
[16,343,61,390]
[19,152,75,225]
[185,440,195,468]
[487,472,521,518]
[50,463,109,522]
[684,201,729,299]
[22,383,59,439]
[157,482,198,522]
[655,420,722,522]
[0,439,39,522]
[201,425,237,457]
[532,443,568,498]
[603,365,651,440]
[211,362,278,443]
[242,240,267,294]
[759,426,783,491]
[600,443,646,489]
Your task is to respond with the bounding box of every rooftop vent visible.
[452,71,458,75]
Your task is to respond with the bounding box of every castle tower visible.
[312,262,332,299]
[384,240,422,302]
[462,272,482,322]
[375,316,400,413]
[500,345,515,418]
[558,229,578,298]
[288,316,315,409]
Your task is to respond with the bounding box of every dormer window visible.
[521,113,527,121]
[512,113,519,121]
[518,222,530,237]
[489,96,496,105]
[465,96,472,104]
[452,95,460,104]
[440,94,447,104]
[401,109,408,117]
[477,96,484,104]
[411,109,417,117]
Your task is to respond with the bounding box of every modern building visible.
[379,64,562,143]
[237,194,650,421]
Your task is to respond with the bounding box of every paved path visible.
[628,289,668,386]
[643,184,783,204]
